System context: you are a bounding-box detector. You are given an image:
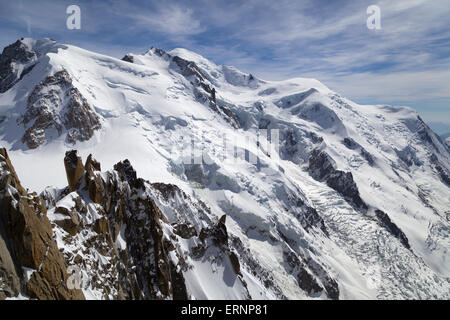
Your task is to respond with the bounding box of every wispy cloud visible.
[132,6,204,36]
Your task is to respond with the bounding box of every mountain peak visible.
[11,37,58,57]
[168,47,211,63]
[0,37,58,93]
[0,39,449,300]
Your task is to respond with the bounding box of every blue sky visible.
[0,0,449,130]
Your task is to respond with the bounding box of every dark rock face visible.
[121,54,134,63]
[169,260,188,300]
[21,70,101,149]
[343,137,374,166]
[113,159,142,189]
[309,149,367,210]
[0,211,21,299]
[172,55,208,81]
[375,210,410,249]
[64,150,86,192]
[151,183,185,201]
[0,148,85,300]
[199,214,228,247]
[395,145,423,167]
[430,154,450,187]
[283,250,339,300]
[229,251,241,275]
[172,223,197,239]
[275,184,328,236]
[0,39,37,93]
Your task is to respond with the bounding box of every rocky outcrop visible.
[64,150,86,192]
[52,151,178,299]
[0,148,84,300]
[0,39,38,93]
[309,149,367,210]
[41,150,241,299]
[375,210,410,249]
[395,145,423,167]
[283,250,339,299]
[343,137,374,166]
[121,54,134,63]
[430,154,450,187]
[20,70,101,149]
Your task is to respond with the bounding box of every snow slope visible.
[0,38,449,299]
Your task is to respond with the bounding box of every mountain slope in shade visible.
[0,38,449,299]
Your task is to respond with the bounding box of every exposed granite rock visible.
[199,214,228,247]
[395,145,423,167]
[309,149,367,210]
[51,151,189,299]
[375,210,410,250]
[283,250,339,300]
[64,150,85,192]
[0,148,84,300]
[343,137,374,166]
[0,147,246,300]
[85,154,104,204]
[229,251,241,275]
[152,48,241,129]
[0,39,37,93]
[430,154,450,187]
[54,206,80,236]
[0,224,20,299]
[172,223,197,239]
[21,69,101,149]
[121,54,134,63]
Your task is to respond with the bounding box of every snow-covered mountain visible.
[0,38,449,300]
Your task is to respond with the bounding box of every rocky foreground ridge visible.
[0,148,84,299]
[0,148,252,299]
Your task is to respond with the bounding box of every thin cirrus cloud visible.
[130,6,205,36]
[0,0,448,124]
